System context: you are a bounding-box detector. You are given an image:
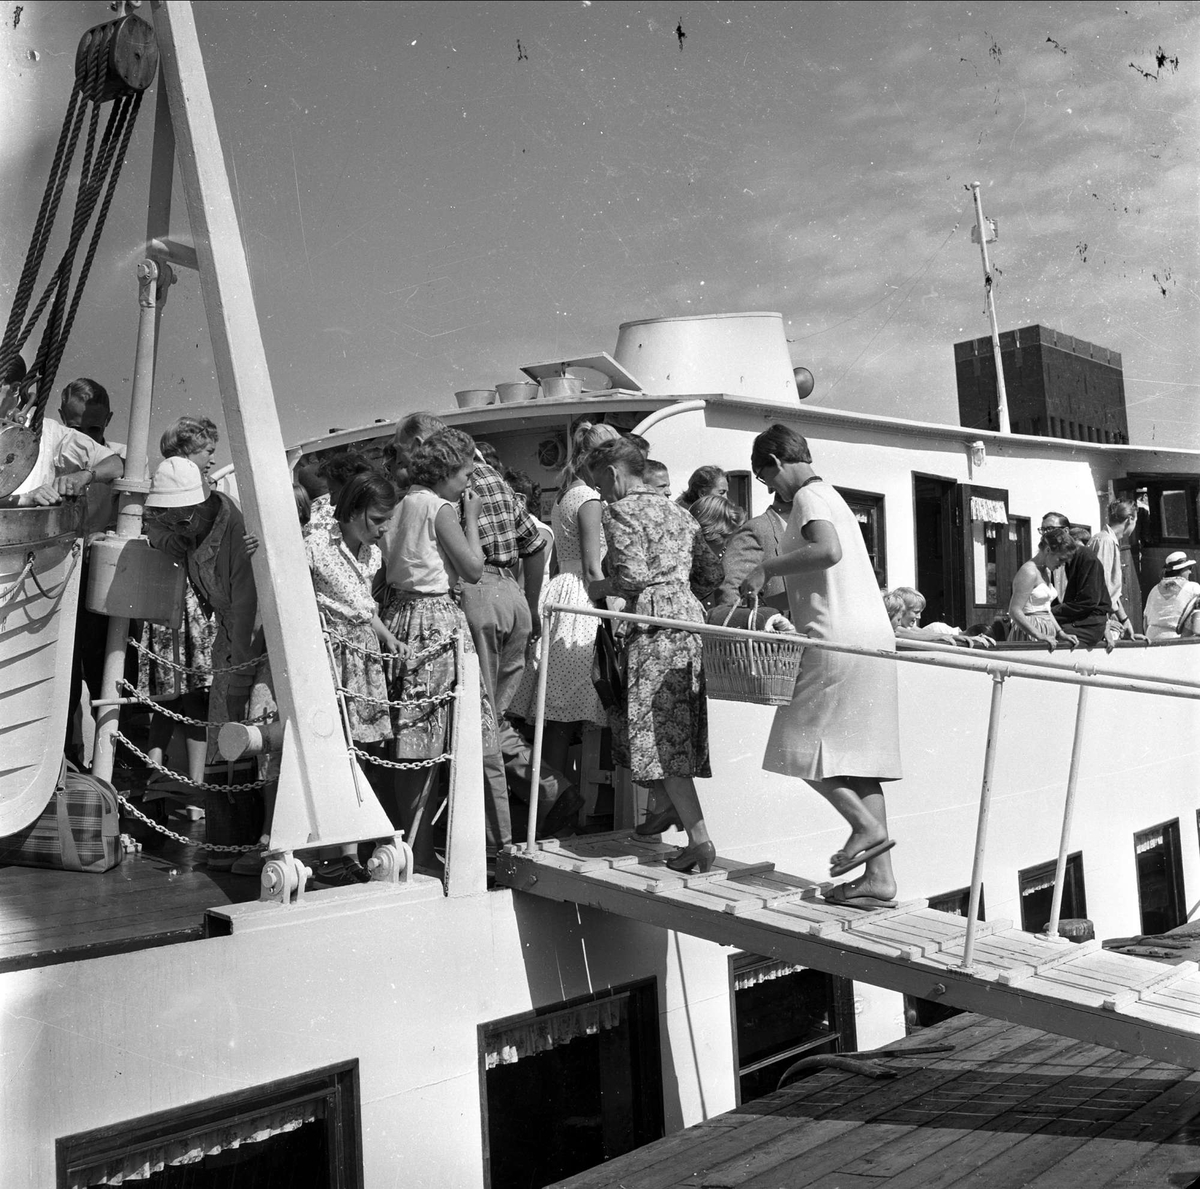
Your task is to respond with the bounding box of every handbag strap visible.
[56,759,83,872]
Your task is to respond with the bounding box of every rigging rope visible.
[0,14,155,424]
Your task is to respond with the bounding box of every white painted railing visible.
[525,603,1200,970]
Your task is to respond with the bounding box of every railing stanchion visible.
[1045,683,1090,939]
[958,665,1008,973]
[525,607,556,853]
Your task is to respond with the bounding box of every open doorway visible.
[913,475,960,627]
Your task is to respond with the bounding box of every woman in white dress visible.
[1007,528,1081,646]
[740,424,902,908]
[511,422,619,807]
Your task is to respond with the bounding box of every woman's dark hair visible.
[1039,526,1079,557]
[678,465,726,508]
[336,471,398,524]
[477,441,502,472]
[504,468,540,515]
[319,449,374,490]
[409,427,476,488]
[751,423,812,472]
[584,437,646,480]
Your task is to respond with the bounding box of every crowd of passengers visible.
[5,351,1198,896]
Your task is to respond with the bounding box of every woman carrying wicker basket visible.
[740,424,902,909]
[585,438,723,873]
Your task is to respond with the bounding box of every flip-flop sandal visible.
[822,883,898,911]
[829,839,895,878]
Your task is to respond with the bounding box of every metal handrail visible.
[524,601,1200,972]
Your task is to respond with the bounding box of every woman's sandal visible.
[829,839,895,878]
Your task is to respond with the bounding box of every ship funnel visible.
[613,312,800,404]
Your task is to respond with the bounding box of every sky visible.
[1,1,1197,463]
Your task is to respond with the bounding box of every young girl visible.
[380,428,484,865]
[304,470,405,884]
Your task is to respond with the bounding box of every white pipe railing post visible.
[525,607,556,853]
[957,664,1009,973]
[1045,683,1090,939]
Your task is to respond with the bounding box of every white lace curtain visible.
[970,496,1008,524]
[484,996,625,1069]
[68,1102,318,1187]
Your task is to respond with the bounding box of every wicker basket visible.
[702,600,804,706]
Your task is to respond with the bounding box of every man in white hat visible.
[1143,552,1200,640]
[145,456,263,868]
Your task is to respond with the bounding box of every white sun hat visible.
[145,456,205,508]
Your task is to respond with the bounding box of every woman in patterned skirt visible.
[380,429,486,864]
[584,438,723,873]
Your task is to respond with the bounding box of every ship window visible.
[1135,820,1185,935]
[727,470,752,518]
[1159,488,1192,540]
[1018,853,1086,934]
[729,954,856,1104]
[904,887,983,1032]
[481,981,663,1189]
[56,1061,362,1189]
[929,885,985,920]
[836,488,887,588]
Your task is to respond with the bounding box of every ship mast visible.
[970,182,1011,435]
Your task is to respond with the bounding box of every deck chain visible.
[350,746,452,771]
[112,730,267,791]
[126,634,259,677]
[116,794,262,853]
[117,679,274,727]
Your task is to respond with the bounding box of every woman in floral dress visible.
[584,438,723,872]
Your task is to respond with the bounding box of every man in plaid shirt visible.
[391,413,576,853]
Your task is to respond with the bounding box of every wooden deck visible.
[552,1011,1200,1188]
[496,833,1200,1070]
[0,813,259,972]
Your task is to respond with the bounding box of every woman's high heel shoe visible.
[666,841,716,874]
[635,807,684,836]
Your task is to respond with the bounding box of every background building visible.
[955,325,1129,443]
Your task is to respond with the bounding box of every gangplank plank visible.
[496,836,1200,1071]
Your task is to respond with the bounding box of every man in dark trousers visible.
[1040,511,1110,647]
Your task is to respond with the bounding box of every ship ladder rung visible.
[995,937,1102,985]
[1103,959,1200,1011]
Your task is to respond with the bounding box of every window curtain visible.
[484,996,625,1069]
[733,960,806,992]
[969,496,1008,524]
[67,1102,319,1188]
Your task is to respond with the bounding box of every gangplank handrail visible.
[524,602,1200,974]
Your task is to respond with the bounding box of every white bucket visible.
[455,389,496,408]
[613,312,797,404]
[539,376,584,400]
[496,381,539,404]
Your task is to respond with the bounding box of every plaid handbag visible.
[0,760,121,872]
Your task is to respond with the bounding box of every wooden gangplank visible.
[495,833,1200,1070]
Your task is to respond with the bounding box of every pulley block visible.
[75,13,158,104]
